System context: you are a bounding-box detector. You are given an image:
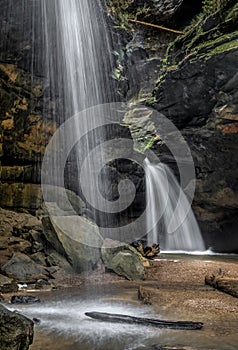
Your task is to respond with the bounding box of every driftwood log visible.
[130,241,160,259]
[205,274,238,298]
[85,312,203,330]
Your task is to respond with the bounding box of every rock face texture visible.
[149,2,238,251]
[0,304,34,350]
[122,1,238,252]
[42,215,104,272]
[101,238,146,280]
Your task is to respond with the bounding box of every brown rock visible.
[0,274,18,293]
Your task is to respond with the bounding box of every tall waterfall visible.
[40,0,116,219]
[41,0,114,114]
[145,159,205,251]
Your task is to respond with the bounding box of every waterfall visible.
[40,0,117,220]
[145,159,205,252]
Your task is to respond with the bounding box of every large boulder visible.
[101,239,146,280]
[2,253,49,282]
[42,215,104,272]
[0,304,34,350]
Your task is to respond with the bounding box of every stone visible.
[35,279,52,290]
[101,238,129,264]
[0,274,18,293]
[30,252,46,266]
[11,295,41,304]
[2,253,49,282]
[42,216,103,272]
[0,304,34,350]
[110,251,145,280]
[45,251,74,273]
[0,208,43,267]
[101,239,146,280]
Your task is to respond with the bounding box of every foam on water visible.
[160,249,238,256]
[7,298,162,349]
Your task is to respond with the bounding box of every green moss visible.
[105,0,150,31]
[202,0,233,14]
[225,1,238,20]
[152,0,238,93]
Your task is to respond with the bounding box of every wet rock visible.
[0,304,34,350]
[33,318,40,324]
[42,215,103,272]
[101,239,146,280]
[0,274,18,293]
[11,295,41,304]
[35,279,52,290]
[2,253,49,282]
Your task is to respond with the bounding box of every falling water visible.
[145,159,205,251]
[40,0,117,219]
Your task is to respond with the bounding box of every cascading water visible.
[40,0,116,221]
[145,159,205,252]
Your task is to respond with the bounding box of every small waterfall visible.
[145,159,205,251]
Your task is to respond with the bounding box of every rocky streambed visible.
[1,254,238,350]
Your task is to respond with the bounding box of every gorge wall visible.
[0,0,238,252]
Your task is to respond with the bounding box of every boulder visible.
[109,251,145,280]
[101,239,146,280]
[42,215,103,272]
[0,304,34,350]
[101,238,128,264]
[2,253,49,282]
[0,274,18,293]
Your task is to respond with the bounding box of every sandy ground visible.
[144,258,238,322]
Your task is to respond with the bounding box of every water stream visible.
[145,159,205,251]
[7,258,238,350]
[40,0,116,222]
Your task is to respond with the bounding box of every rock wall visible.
[122,1,238,251]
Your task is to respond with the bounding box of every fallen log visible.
[205,274,238,298]
[85,312,203,330]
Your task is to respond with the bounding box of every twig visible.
[128,19,185,35]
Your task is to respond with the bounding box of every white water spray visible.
[145,159,205,251]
